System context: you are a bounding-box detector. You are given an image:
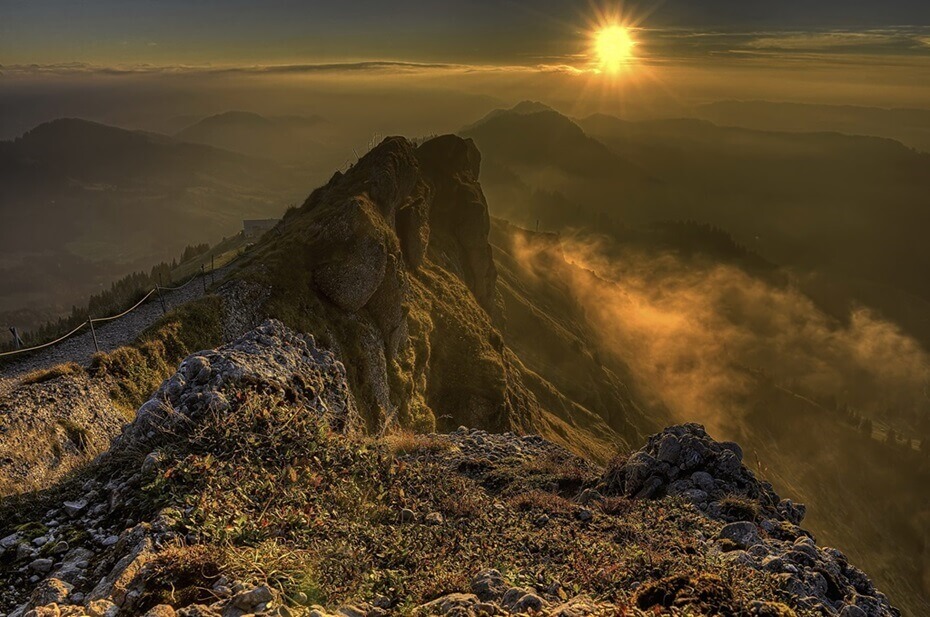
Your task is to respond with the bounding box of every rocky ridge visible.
[244,134,643,451]
[0,321,898,617]
[601,424,897,617]
[1,320,354,617]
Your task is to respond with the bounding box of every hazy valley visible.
[3,5,930,612]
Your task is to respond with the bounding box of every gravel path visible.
[0,266,235,394]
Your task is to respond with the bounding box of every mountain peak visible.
[510,100,556,114]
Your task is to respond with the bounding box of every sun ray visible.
[594,24,636,72]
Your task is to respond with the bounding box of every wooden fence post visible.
[88,318,100,354]
[155,282,167,315]
[201,265,207,293]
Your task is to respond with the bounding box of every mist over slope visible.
[0,135,908,615]
[461,104,930,614]
[2,117,929,612]
[466,104,930,350]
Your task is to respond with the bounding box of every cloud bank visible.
[512,232,930,436]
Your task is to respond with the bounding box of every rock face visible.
[415,135,497,312]
[251,135,548,434]
[122,319,357,443]
[602,424,899,617]
[0,370,125,495]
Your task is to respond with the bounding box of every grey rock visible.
[691,471,715,493]
[29,558,54,573]
[29,577,73,606]
[719,521,761,549]
[501,588,546,613]
[681,488,709,504]
[472,569,509,601]
[0,531,23,549]
[62,499,88,517]
[101,535,120,547]
[656,434,681,463]
[232,585,275,610]
[719,441,744,461]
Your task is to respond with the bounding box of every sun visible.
[594,25,636,72]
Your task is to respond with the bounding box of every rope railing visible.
[87,288,160,325]
[0,261,222,361]
[0,321,90,358]
[155,273,202,292]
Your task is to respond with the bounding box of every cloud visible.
[0,59,607,84]
[511,231,930,437]
[641,26,930,64]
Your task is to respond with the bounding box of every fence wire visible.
[0,265,217,360]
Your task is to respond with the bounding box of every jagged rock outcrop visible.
[0,324,898,617]
[248,136,554,436]
[1,321,354,617]
[602,424,899,617]
[121,319,357,444]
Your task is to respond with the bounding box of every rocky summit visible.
[0,135,903,617]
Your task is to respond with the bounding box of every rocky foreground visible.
[0,321,897,617]
[0,321,898,617]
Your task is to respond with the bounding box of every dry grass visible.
[91,296,224,416]
[2,384,803,616]
[718,494,761,522]
[19,362,84,386]
[507,489,574,515]
[384,431,453,457]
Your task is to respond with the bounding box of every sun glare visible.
[594,25,636,72]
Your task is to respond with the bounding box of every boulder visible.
[121,319,358,443]
[471,569,509,601]
[720,522,762,549]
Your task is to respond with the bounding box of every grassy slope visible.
[0,388,800,615]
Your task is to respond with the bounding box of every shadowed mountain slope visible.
[0,118,303,333]
[236,134,647,456]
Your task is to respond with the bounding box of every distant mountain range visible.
[0,118,304,330]
[693,100,930,153]
[174,110,345,169]
[462,103,930,342]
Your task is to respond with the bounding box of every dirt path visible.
[0,267,234,395]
